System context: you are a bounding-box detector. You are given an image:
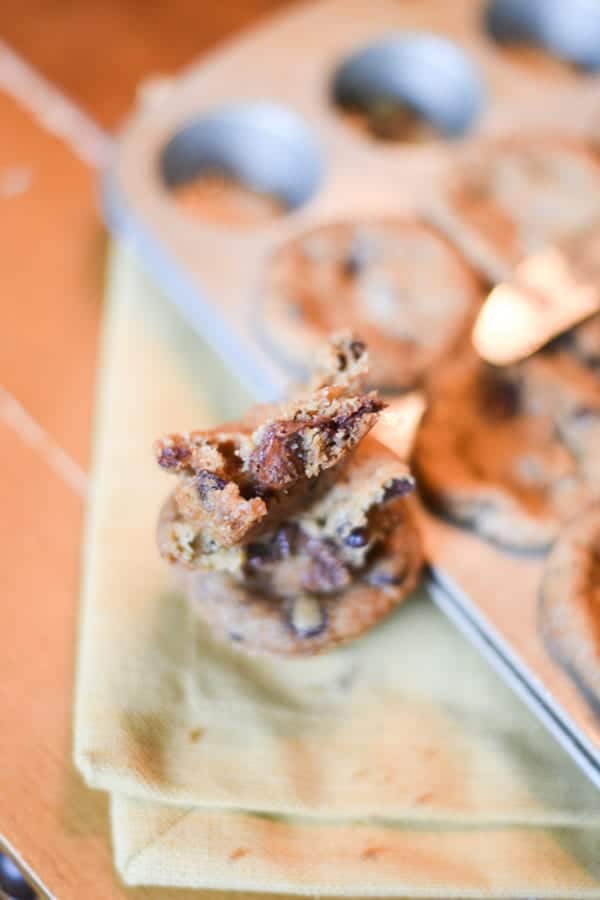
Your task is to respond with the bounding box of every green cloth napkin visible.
[74,243,600,894]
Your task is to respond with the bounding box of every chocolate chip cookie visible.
[539,505,600,705]
[413,349,600,552]
[156,333,423,655]
[260,220,483,392]
[449,136,600,267]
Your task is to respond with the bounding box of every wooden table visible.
[0,3,289,896]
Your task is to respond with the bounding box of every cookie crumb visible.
[415,791,433,804]
[229,847,249,862]
[188,728,204,744]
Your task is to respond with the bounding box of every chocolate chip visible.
[157,443,191,470]
[584,354,600,370]
[383,476,415,502]
[303,538,350,593]
[248,398,383,492]
[350,339,366,360]
[196,470,227,500]
[245,524,299,572]
[342,240,371,277]
[328,397,385,438]
[247,421,307,491]
[337,352,348,371]
[344,526,369,548]
[245,543,271,570]
[480,369,521,419]
[287,595,326,638]
[367,559,407,587]
[275,523,299,558]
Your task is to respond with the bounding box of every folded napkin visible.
[75,243,600,895]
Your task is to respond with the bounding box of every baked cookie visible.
[449,136,600,267]
[539,505,600,705]
[413,349,600,552]
[156,333,423,655]
[260,220,483,392]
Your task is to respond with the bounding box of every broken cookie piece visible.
[155,334,423,655]
[155,332,383,562]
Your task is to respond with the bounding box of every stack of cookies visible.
[155,333,423,655]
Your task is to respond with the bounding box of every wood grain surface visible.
[0,3,289,897]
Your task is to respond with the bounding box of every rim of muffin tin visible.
[156,11,600,228]
[158,15,600,228]
[105,3,600,400]
[156,32,487,236]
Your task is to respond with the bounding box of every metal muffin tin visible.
[103,0,600,788]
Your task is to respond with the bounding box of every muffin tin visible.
[103,0,600,788]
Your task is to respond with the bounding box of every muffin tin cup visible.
[104,0,600,792]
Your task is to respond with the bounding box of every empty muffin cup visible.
[160,102,323,228]
[485,0,600,72]
[332,34,483,142]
